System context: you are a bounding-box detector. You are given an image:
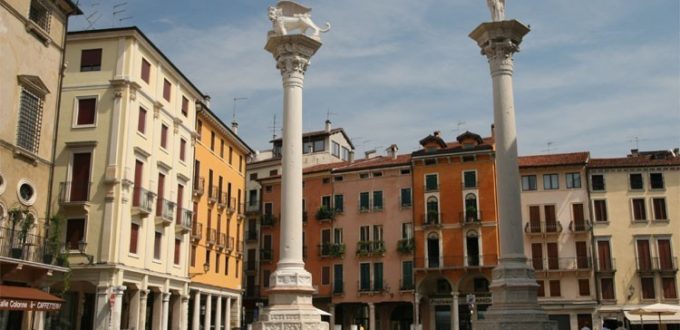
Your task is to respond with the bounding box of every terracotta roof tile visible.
[518,152,590,168]
[335,154,411,172]
[588,155,680,168]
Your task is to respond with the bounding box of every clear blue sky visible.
[69,0,680,157]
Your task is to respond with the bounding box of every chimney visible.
[673,148,679,157]
[204,95,211,107]
[433,130,441,138]
[349,150,355,163]
[491,123,495,140]
[630,149,639,157]
[386,144,398,160]
[325,120,332,132]
[365,149,377,159]
[231,121,239,135]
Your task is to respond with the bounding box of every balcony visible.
[530,257,592,273]
[400,278,415,291]
[175,208,192,234]
[356,241,385,257]
[207,186,218,205]
[459,211,483,226]
[155,199,175,226]
[217,192,228,210]
[261,213,276,227]
[260,249,273,262]
[246,198,259,213]
[132,186,155,216]
[225,236,235,253]
[216,233,227,250]
[524,221,563,236]
[227,197,237,215]
[237,203,246,221]
[333,281,344,295]
[414,255,498,271]
[315,207,335,222]
[569,220,592,233]
[397,238,414,254]
[0,226,50,265]
[246,258,258,272]
[58,181,92,208]
[207,228,217,245]
[236,240,243,257]
[636,257,678,273]
[319,243,345,258]
[191,222,202,241]
[357,280,387,294]
[462,180,478,189]
[422,212,441,227]
[595,258,617,273]
[245,229,258,242]
[193,177,205,197]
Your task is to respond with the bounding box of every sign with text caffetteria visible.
[0,298,62,311]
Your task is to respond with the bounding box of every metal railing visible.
[158,199,175,223]
[245,230,258,241]
[636,257,678,272]
[207,228,217,245]
[315,207,335,221]
[261,213,276,227]
[595,258,617,272]
[217,233,227,249]
[357,280,387,293]
[397,238,414,254]
[524,221,563,234]
[208,186,218,204]
[319,243,345,257]
[530,257,592,271]
[0,226,47,264]
[356,241,385,257]
[236,240,243,255]
[59,181,92,204]
[177,208,192,228]
[425,183,439,192]
[422,212,440,226]
[569,220,592,233]
[193,177,205,197]
[191,222,202,241]
[218,192,228,209]
[460,211,483,224]
[462,181,478,189]
[132,186,154,214]
[400,279,415,291]
[414,255,498,270]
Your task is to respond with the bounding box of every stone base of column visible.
[252,269,328,330]
[475,260,556,330]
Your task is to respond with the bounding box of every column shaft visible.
[192,291,201,330]
[224,297,232,330]
[452,293,459,330]
[368,303,375,330]
[204,294,212,330]
[112,286,126,330]
[215,296,223,330]
[94,286,109,330]
[138,290,149,330]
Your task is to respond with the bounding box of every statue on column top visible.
[486,0,505,21]
[268,0,331,41]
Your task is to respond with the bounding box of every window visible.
[566,172,581,189]
[129,223,139,254]
[211,131,216,151]
[322,178,330,184]
[250,173,258,181]
[137,107,147,134]
[359,173,369,179]
[549,280,561,297]
[75,98,96,126]
[400,188,411,207]
[16,84,45,153]
[650,173,664,189]
[462,155,475,162]
[641,277,656,299]
[153,231,162,260]
[263,270,271,288]
[65,218,85,250]
[334,194,344,213]
[401,169,411,175]
[314,139,324,152]
[163,79,172,101]
[653,198,668,220]
[600,278,615,300]
[321,195,332,209]
[372,191,383,211]
[160,124,168,149]
[174,238,181,265]
[402,223,413,239]
[373,263,384,291]
[269,170,277,176]
[215,252,220,273]
[359,192,370,212]
[593,200,608,222]
[205,250,211,271]
[196,120,202,139]
[29,0,51,32]
[402,261,413,290]
[543,174,559,190]
[220,140,224,158]
[360,263,371,291]
[322,266,330,285]
[629,173,643,190]
[591,174,605,191]
[463,171,477,188]
[372,171,382,178]
[181,96,189,116]
[191,245,196,267]
[521,175,537,191]
[537,280,545,297]
[632,198,646,221]
[332,142,340,157]
[360,226,370,241]
[578,279,590,296]
[229,146,233,164]
[179,138,187,161]
[80,49,102,72]
[425,174,438,191]
[333,228,343,244]
[239,155,243,172]
[342,147,350,161]
[141,58,151,83]
[662,277,678,299]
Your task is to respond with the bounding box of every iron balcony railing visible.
[635,257,678,273]
[58,181,92,204]
[218,192,228,209]
[226,236,235,253]
[319,243,345,258]
[236,240,243,256]
[261,213,276,227]
[414,255,498,270]
[460,211,483,224]
[191,222,202,241]
[569,220,592,233]
[132,186,155,214]
[524,221,563,235]
[260,249,273,261]
[530,257,592,271]
[208,186,218,204]
[157,199,175,224]
[245,229,258,241]
[397,238,414,254]
[207,228,217,245]
[217,233,227,249]
[595,258,617,273]
[176,208,192,233]
[357,280,387,293]
[228,198,238,214]
[356,241,386,257]
[462,180,478,189]
[193,177,205,197]
[422,212,441,226]
[400,278,415,291]
[0,226,48,264]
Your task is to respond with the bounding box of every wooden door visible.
[547,242,559,269]
[531,243,543,270]
[575,241,589,269]
[70,152,91,201]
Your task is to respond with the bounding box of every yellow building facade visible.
[189,107,252,330]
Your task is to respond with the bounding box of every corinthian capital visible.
[265,34,322,78]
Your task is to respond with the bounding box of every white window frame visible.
[72,95,99,128]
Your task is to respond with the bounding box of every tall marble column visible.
[192,291,201,330]
[94,286,109,330]
[204,294,212,330]
[254,2,329,330]
[469,12,556,330]
[224,296,232,330]
[112,286,126,330]
[413,293,420,330]
[138,289,149,330]
[161,292,170,330]
[215,296,223,330]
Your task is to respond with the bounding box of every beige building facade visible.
[51,27,202,329]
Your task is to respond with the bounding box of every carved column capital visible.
[265,35,322,81]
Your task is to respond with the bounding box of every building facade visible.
[518,152,597,329]
[0,0,80,329]
[588,149,679,329]
[188,105,252,330]
[51,27,201,330]
[411,131,498,330]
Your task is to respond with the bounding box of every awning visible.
[0,285,64,311]
[624,311,680,325]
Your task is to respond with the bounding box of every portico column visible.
[93,286,109,330]
[329,304,335,329]
[192,291,201,330]
[224,296,232,330]
[161,292,170,330]
[128,289,141,329]
[112,286,126,330]
[452,292,459,330]
[138,290,149,330]
[180,294,190,330]
[204,294,212,330]
[215,296,223,330]
[368,303,375,330]
[414,293,420,330]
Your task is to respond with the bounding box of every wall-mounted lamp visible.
[77,240,94,265]
[190,263,211,278]
[627,285,635,300]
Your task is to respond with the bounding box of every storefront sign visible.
[0,298,62,311]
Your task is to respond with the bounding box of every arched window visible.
[426,196,439,224]
[465,193,478,222]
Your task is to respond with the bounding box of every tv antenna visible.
[325,109,337,122]
[542,141,556,153]
[232,97,247,124]
[268,114,279,140]
[112,2,127,27]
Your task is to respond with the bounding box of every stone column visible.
[112,286,126,330]
[128,289,141,329]
[204,294,212,330]
[153,292,163,330]
[368,303,375,330]
[215,296,223,330]
[94,286,109,330]
[192,291,201,330]
[414,293,420,330]
[329,304,335,329]
[452,292,459,330]
[255,5,328,329]
[161,292,171,330]
[224,296,232,330]
[469,18,555,330]
[138,290,149,330]
[181,294,190,330]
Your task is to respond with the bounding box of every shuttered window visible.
[76,98,96,125]
[129,223,139,254]
[163,79,172,101]
[80,49,102,72]
[141,58,151,83]
[160,124,168,148]
[578,279,590,296]
[137,107,146,133]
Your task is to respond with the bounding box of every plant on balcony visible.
[7,207,32,258]
[43,215,65,265]
[329,244,345,257]
[466,206,478,222]
[372,242,386,255]
[397,238,414,254]
[315,206,335,221]
[356,241,371,256]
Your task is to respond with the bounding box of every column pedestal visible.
[469,19,555,330]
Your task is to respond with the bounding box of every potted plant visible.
[43,215,65,264]
[16,212,35,258]
[7,207,29,258]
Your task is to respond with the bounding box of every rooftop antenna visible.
[542,141,556,153]
[628,136,640,149]
[325,109,337,122]
[455,121,466,133]
[269,114,278,140]
[232,97,247,123]
[112,2,127,28]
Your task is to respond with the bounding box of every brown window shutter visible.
[161,124,168,148]
[138,107,146,133]
[182,96,189,116]
[141,59,151,83]
[163,79,171,101]
[578,279,590,296]
[129,223,139,254]
[80,49,102,70]
[549,280,561,297]
[174,239,181,264]
[77,98,96,125]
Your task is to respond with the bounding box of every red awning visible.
[0,285,64,311]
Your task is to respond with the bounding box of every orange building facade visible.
[411,131,498,330]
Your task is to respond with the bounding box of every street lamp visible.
[77,240,94,264]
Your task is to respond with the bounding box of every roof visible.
[413,136,495,157]
[518,152,590,168]
[271,127,355,149]
[197,105,254,155]
[335,154,412,173]
[68,27,205,99]
[589,155,680,168]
